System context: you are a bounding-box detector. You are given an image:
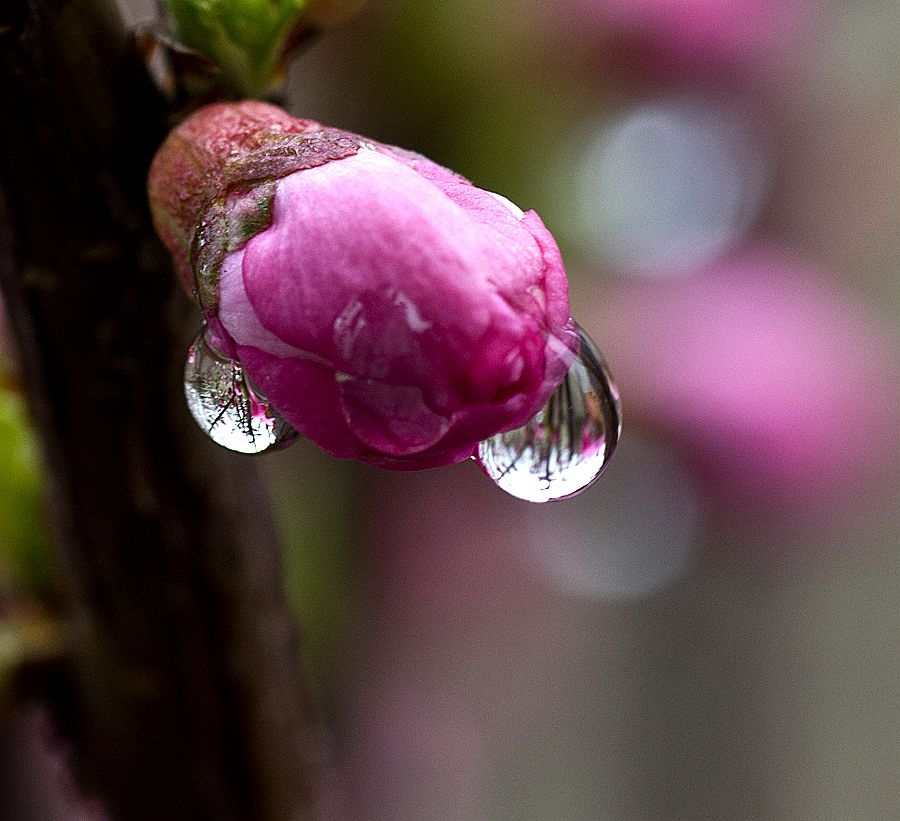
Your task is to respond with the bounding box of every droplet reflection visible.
[183,327,298,454]
[476,325,621,503]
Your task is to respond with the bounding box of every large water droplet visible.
[476,325,621,502]
[183,328,298,454]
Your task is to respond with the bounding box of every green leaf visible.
[165,0,310,96]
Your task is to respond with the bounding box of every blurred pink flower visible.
[594,245,900,511]
[149,102,576,469]
[339,679,487,820]
[559,0,812,68]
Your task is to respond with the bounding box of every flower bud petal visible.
[149,102,577,468]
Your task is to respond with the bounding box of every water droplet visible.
[183,328,298,454]
[476,325,621,502]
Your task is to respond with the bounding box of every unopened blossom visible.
[149,102,577,469]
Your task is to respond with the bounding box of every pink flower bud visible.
[149,102,577,469]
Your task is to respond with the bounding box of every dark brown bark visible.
[0,1,323,818]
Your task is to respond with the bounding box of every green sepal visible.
[189,129,359,312]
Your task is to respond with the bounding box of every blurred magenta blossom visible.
[559,0,813,67]
[149,102,577,469]
[595,245,900,512]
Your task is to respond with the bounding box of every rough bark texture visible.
[0,1,323,818]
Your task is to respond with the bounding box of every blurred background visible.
[4,0,899,817]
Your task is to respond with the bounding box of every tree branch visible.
[0,1,324,817]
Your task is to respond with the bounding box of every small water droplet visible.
[183,328,298,454]
[476,325,621,502]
